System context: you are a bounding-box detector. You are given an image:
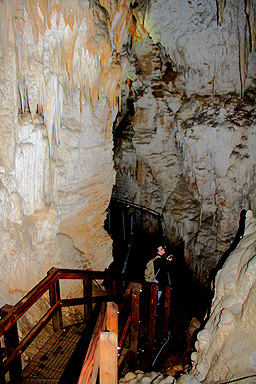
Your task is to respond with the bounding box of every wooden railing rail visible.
[0,269,171,383]
[0,269,59,336]
[0,268,123,336]
[77,301,118,384]
[0,267,124,384]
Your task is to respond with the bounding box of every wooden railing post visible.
[130,283,141,370]
[163,286,171,340]
[148,283,158,359]
[106,302,118,335]
[0,305,22,383]
[99,332,117,384]
[48,273,63,331]
[83,277,92,323]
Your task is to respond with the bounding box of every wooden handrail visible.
[77,301,118,384]
[0,268,171,383]
[0,268,59,336]
[0,268,123,334]
[0,268,124,383]
[116,282,142,372]
[3,302,60,372]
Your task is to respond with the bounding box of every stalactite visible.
[217,0,256,52]
[238,19,249,98]
[0,0,136,157]
[216,0,255,97]
[216,0,226,25]
[246,0,256,51]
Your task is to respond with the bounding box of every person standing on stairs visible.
[153,245,173,302]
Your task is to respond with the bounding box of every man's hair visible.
[152,244,165,256]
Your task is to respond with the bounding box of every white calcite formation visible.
[0,0,255,381]
[119,370,176,384]
[190,210,256,383]
[0,0,134,306]
[113,3,256,281]
[144,0,256,97]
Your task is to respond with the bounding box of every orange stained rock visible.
[1,0,138,150]
[64,8,75,31]
[63,32,77,77]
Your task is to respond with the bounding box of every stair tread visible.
[20,323,85,384]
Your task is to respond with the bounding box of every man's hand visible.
[167,255,173,261]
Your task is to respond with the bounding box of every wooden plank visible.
[117,348,129,369]
[49,279,63,331]
[118,316,131,350]
[1,305,22,382]
[99,332,117,384]
[106,302,118,334]
[83,278,92,323]
[77,302,107,384]
[148,283,158,358]
[129,283,141,370]
[163,286,171,341]
[117,282,133,313]
[0,268,124,338]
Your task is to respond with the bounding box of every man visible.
[153,245,173,301]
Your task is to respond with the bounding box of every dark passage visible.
[105,198,209,375]
[105,200,246,376]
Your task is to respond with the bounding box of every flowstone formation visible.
[190,210,256,383]
[0,0,135,306]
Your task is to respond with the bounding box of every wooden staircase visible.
[0,268,171,384]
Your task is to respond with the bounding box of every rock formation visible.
[113,0,256,282]
[0,0,134,305]
[190,210,256,383]
[0,0,256,382]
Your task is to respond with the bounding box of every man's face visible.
[157,246,165,256]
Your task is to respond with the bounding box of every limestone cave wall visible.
[0,0,256,382]
[190,210,256,383]
[113,0,256,282]
[0,0,134,306]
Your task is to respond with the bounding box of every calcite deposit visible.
[0,0,256,381]
[144,0,256,97]
[114,45,256,282]
[0,0,134,306]
[119,370,176,384]
[113,5,256,281]
[190,210,256,383]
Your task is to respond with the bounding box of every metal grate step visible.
[20,323,85,384]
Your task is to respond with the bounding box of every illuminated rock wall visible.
[190,210,256,383]
[113,0,256,282]
[144,0,256,97]
[0,0,134,305]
